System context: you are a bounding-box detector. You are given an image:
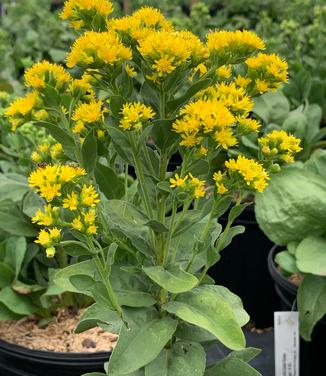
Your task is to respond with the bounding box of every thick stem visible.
[162,199,178,265]
[56,246,74,307]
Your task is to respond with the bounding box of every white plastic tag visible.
[274,311,299,376]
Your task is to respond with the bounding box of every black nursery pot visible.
[268,246,326,376]
[208,204,279,328]
[0,339,110,376]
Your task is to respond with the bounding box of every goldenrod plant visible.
[5,1,302,374]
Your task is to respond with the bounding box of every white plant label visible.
[274,311,299,376]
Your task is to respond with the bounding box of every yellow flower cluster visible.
[30,165,100,256]
[119,102,155,131]
[198,82,253,114]
[172,99,236,149]
[29,165,87,201]
[169,173,206,199]
[67,31,132,68]
[72,100,105,134]
[67,73,95,98]
[35,228,61,257]
[31,142,64,164]
[61,0,114,30]
[138,30,207,82]
[214,156,270,194]
[24,61,71,90]
[259,130,302,163]
[206,30,265,63]
[108,7,173,42]
[245,53,288,93]
[4,92,41,130]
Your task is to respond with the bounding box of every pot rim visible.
[268,245,298,295]
[0,338,111,360]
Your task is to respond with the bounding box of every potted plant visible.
[4,0,301,375]
[256,149,326,376]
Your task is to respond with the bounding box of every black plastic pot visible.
[208,204,279,328]
[268,245,326,376]
[0,339,110,376]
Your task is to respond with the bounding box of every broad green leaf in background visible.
[145,341,206,376]
[298,275,326,341]
[82,130,97,173]
[4,236,27,278]
[0,286,37,315]
[253,91,290,125]
[95,162,125,200]
[296,236,326,276]
[163,285,246,350]
[108,308,177,375]
[275,251,299,275]
[255,165,326,245]
[0,173,30,202]
[143,265,198,294]
[205,357,262,376]
[0,262,15,288]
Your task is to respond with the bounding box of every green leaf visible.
[218,225,245,253]
[0,203,38,237]
[108,308,177,375]
[253,91,290,125]
[0,286,37,315]
[175,323,216,343]
[0,302,22,320]
[116,290,156,307]
[70,275,95,291]
[143,265,198,294]
[5,236,27,278]
[75,303,121,334]
[151,119,178,151]
[61,241,90,256]
[205,357,262,376]
[0,262,15,288]
[95,162,125,199]
[298,274,326,341]
[0,173,29,202]
[53,259,96,296]
[145,341,206,376]
[275,251,299,275]
[163,285,246,350]
[282,111,307,139]
[82,130,97,173]
[297,209,326,266]
[255,166,326,245]
[145,220,168,233]
[22,191,44,218]
[228,347,262,363]
[304,149,326,179]
[228,203,251,223]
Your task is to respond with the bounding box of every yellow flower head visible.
[68,73,95,97]
[108,7,173,43]
[213,128,238,149]
[71,216,84,231]
[246,53,288,92]
[236,116,261,134]
[188,173,206,199]
[169,173,188,189]
[258,130,302,162]
[63,191,79,211]
[80,184,100,207]
[234,75,252,88]
[5,92,38,130]
[207,30,265,63]
[35,227,61,247]
[61,0,114,30]
[50,143,64,160]
[173,99,235,149]
[119,102,155,131]
[225,155,269,192]
[67,31,132,68]
[72,100,105,130]
[32,204,57,226]
[24,61,71,90]
[125,64,137,77]
[216,65,231,79]
[31,152,42,163]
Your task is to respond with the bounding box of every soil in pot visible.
[208,204,280,328]
[268,246,326,376]
[0,309,115,376]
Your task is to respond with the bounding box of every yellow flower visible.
[24,61,71,90]
[63,192,79,211]
[61,0,114,30]
[216,65,231,79]
[169,173,188,188]
[38,143,50,153]
[80,185,100,207]
[188,173,206,199]
[193,63,208,77]
[256,79,269,94]
[71,216,84,231]
[125,64,137,77]
[68,73,95,97]
[213,171,229,195]
[50,143,64,159]
[67,31,132,68]
[32,204,56,226]
[108,6,173,43]
[72,100,105,130]
[40,183,62,202]
[86,225,97,235]
[213,128,238,149]
[234,75,251,88]
[60,165,86,182]
[46,246,56,258]
[5,92,38,130]
[236,116,261,134]
[259,130,302,162]
[83,209,96,224]
[152,56,176,76]
[31,152,42,163]
[119,102,155,131]
[97,129,105,139]
[35,227,61,247]
[207,30,265,62]
[225,156,269,192]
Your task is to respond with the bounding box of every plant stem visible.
[162,199,178,265]
[56,245,74,307]
[124,163,129,201]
